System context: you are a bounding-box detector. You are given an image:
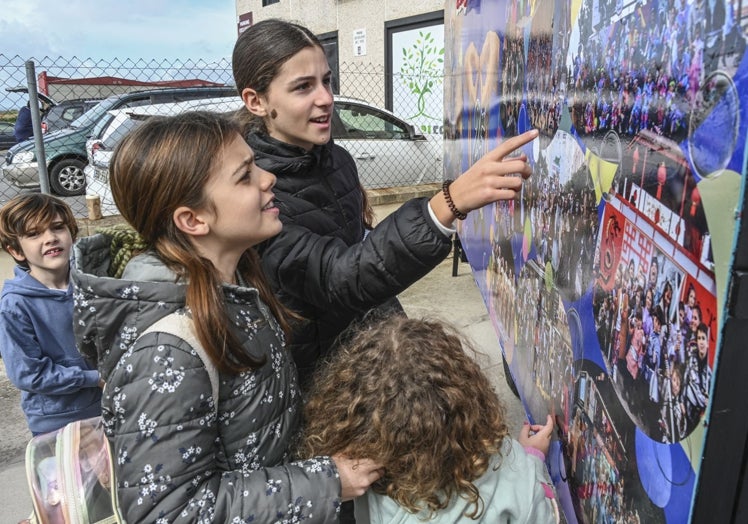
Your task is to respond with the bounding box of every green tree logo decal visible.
[400,30,444,121]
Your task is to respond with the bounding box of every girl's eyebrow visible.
[288,70,332,85]
[287,75,314,86]
[231,154,255,178]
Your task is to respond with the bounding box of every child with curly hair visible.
[298,316,559,523]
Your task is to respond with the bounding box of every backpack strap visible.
[140,312,219,413]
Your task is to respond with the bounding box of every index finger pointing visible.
[486,129,539,160]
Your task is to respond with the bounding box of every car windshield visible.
[104,117,143,149]
[68,97,120,129]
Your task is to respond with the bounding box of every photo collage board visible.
[444,0,748,522]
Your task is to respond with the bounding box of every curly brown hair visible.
[298,316,509,519]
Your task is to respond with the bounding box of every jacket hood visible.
[72,232,268,382]
[1,265,72,300]
[71,232,188,381]
[246,132,330,175]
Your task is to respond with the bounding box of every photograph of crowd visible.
[562,365,700,523]
[567,372,645,523]
[592,202,716,444]
[567,0,744,143]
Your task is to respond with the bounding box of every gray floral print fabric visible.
[72,234,341,523]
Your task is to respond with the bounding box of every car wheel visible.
[49,158,86,196]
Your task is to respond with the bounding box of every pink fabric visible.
[523,446,546,461]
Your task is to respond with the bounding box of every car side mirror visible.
[404,122,427,141]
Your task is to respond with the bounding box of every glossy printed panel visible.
[445,0,746,521]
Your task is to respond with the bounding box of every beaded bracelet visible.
[442,180,468,220]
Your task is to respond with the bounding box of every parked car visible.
[2,86,237,196]
[83,95,442,214]
[41,98,101,134]
[331,96,442,189]
[0,122,16,151]
[3,86,58,148]
[85,96,241,215]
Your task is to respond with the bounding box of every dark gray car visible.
[2,86,237,196]
[41,99,101,134]
[0,122,16,151]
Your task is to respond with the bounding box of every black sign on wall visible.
[237,12,253,35]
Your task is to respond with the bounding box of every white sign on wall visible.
[353,29,366,57]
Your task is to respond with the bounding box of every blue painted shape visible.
[635,428,696,523]
[566,291,605,368]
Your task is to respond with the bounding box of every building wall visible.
[235,0,443,73]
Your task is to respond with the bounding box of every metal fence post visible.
[25,60,50,194]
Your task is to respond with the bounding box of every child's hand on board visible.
[519,414,554,456]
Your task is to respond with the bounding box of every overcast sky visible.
[0,0,238,61]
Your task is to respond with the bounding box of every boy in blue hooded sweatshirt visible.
[0,194,101,436]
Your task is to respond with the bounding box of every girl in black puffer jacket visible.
[232,18,538,390]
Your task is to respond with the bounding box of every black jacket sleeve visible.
[259,197,452,313]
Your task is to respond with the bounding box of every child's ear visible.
[5,245,26,263]
[172,206,209,237]
[242,88,268,118]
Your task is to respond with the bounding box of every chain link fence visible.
[0,54,443,218]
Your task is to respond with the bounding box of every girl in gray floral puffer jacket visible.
[72,111,383,523]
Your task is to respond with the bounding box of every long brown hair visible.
[110,110,291,374]
[298,316,509,519]
[232,18,323,134]
[232,19,375,228]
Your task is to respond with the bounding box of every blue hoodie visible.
[0,266,101,434]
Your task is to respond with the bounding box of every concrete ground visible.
[0,198,525,522]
